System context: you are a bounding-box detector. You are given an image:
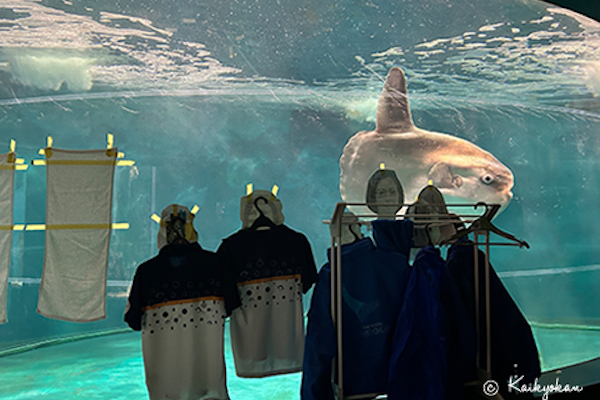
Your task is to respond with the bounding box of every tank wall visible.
[1,0,600,372]
[2,97,600,354]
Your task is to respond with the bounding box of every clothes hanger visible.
[440,202,530,249]
[249,196,277,230]
[340,211,363,245]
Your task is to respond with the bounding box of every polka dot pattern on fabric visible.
[143,299,225,335]
[239,278,302,309]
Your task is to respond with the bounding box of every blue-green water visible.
[0,329,302,400]
[1,325,599,400]
[2,0,600,397]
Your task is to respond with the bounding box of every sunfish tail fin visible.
[376,67,415,134]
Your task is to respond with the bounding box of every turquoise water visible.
[2,0,600,397]
[0,329,302,400]
[1,325,599,400]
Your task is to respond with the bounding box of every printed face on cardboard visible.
[366,169,404,216]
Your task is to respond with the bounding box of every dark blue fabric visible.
[217,224,318,314]
[388,246,446,400]
[446,239,541,399]
[372,219,414,255]
[124,242,223,331]
[388,246,477,400]
[301,220,413,400]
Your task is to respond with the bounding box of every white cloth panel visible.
[142,299,229,400]
[0,153,15,324]
[37,148,117,322]
[229,276,305,377]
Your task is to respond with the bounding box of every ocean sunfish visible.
[339,67,514,216]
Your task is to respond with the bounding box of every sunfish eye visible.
[481,174,495,185]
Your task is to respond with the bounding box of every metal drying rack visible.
[322,201,529,400]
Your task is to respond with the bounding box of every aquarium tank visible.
[1,0,600,398]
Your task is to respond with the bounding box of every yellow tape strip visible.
[150,214,161,224]
[190,205,200,215]
[10,139,15,153]
[32,159,134,166]
[47,136,53,148]
[246,183,253,203]
[25,223,129,231]
[25,224,45,231]
[117,160,135,166]
[107,133,114,149]
[270,184,279,201]
[112,223,130,230]
[47,160,116,166]
[16,165,28,171]
[0,225,26,231]
[379,162,385,170]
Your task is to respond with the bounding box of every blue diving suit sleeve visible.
[301,264,335,400]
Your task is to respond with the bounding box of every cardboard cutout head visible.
[157,204,198,250]
[366,169,404,216]
[240,190,285,229]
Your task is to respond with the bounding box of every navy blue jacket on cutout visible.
[301,220,413,400]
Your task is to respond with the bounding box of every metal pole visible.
[336,216,344,399]
[474,232,481,372]
[330,233,336,325]
[484,230,492,377]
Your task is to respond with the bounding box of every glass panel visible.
[1,0,599,398]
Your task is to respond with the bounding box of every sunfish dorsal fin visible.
[375,67,415,134]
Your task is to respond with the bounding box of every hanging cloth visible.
[125,204,229,400]
[388,246,477,400]
[37,148,117,322]
[301,220,413,400]
[218,224,318,378]
[446,239,540,399]
[0,152,15,324]
[388,246,447,400]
